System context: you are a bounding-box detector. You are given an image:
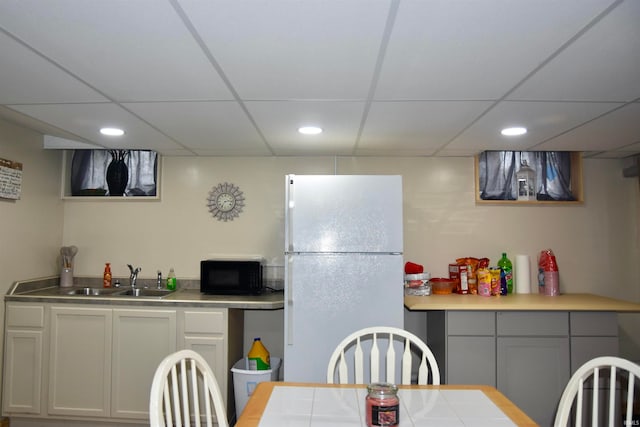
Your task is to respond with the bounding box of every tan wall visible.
[0,119,64,403]
[1,117,638,369]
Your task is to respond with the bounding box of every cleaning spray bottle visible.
[166,268,176,291]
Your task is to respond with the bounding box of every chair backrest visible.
[554,356,640,427]
[326,326,440,385]
[149,349,229,427]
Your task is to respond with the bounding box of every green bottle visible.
[498,253,513,294]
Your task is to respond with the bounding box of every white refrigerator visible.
[284,174,404,382]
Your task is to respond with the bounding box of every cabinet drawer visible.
[447,311,495,335]
[497,312,568,336]
[6,304,44,328]
[570,312,617,336]
[184,310,225,334]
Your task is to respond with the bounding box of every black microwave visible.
[200,259,263,295]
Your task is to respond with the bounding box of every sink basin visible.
[61,287,124,296]
[117,288,175,298]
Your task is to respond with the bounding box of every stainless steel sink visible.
[117,288,175,298]
[59,287,175,298]
[61,287,124,296]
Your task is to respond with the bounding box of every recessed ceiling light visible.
[100,127,125,136]
[298,126,323,135]
[501,127,527,136]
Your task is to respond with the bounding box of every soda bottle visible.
[497,253,513,294]
[248,337,270,370]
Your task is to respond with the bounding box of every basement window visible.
[61,150,160,199]
[475,151,583,204]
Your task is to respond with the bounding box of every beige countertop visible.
[5,276,284,310]
[404,293,640,312]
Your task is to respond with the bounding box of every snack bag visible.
[477,267,491,297]
[489,267,502,296]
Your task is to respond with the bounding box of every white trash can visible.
[231,357,281,419]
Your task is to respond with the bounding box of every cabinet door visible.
[111,309,176,419]
[48,306,112,417]
[497,337,570,427]
[3,330,43,414]
[3,303,45,415]
[447,336,495,386]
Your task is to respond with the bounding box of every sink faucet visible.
[127,264,141,288]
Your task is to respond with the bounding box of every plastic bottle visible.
[247,337,270,370]
[166,268,176,291]
[497,253,513,294]
[103,263,112,288]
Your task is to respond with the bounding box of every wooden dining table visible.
[235,381,538,426]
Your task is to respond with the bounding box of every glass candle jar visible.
[366,382,399,427]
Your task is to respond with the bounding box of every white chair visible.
[149,349,229,427]
[326,326,440,385]
[554,356,640,427]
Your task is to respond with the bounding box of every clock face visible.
[216,193,236,212]
[207,182,244,221]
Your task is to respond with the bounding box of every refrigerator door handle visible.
[286,256,294,345]
[285,175,295,252]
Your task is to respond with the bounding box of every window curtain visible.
[479,151,575,201]
[70,150,157,196]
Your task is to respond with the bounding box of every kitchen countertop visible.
[404,293,640,312]
[5,276,284,310]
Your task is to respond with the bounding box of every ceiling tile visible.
[8,103,181,151]
[245,100,365,155]
[178,0,392,99]
[359,100,492,155]
[0,0,233,101]
[0,33,107,104]
[124,101,272,155]
[509,1,640,102]
[446,100,623,152]
[536,103,640,151]
[375,0,616,100]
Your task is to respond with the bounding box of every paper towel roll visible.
[515,255,531,294]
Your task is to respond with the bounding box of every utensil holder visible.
[60,267,74,287]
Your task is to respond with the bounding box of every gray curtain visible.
[70,150,157,196]
[479,151,575,201]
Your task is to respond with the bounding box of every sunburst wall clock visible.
[207,182,245,221]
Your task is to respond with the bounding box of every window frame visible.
[474,151,583,205]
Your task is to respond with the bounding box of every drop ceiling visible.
[0,0,639,158]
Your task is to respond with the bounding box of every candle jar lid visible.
[367,382,398,398]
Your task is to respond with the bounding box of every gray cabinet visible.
[427,310,618,427]
[427,311,495,385]
[570,312,618,371]
[496,312,570,427]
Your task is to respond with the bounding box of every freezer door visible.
[284,253,404,382]
[285,175,403,253]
